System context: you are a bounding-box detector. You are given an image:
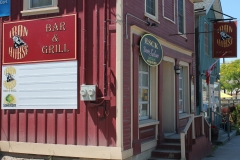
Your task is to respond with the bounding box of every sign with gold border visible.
[2,14,76,64]
[213,21,237,58]
[140,34,163,66]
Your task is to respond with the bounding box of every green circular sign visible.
[140,34,163,66]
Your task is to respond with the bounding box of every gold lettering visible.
[23,26,28,36]
[49,45,54,53]
[46,24,51,32]
[9,47,13,57]
[60,22,66,31]
[17,25,22,37]
[42,46,48,53]
[53,23,59,31]
[64,44,70,52]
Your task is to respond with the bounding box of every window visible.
[145,0,158,21]
[179,68,184,113]
[178,65,190,115]
[178,0,184,33]
[30,0,53,9]
[21,0,59,16]
[139,57,150,120]
[204,22,209,55]
[146,0,156,16]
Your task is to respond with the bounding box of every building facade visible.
[194,0,222,119]
[0,0,212,159]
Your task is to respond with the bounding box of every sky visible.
[219,0,240,64]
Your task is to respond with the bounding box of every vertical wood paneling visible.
[0,0,116,147]
[18,110,27,142]
[46,110,55,144]
[77,0,86,145]
[1,111,9,141]
[56,110,65,144]
[9,110,17,141]
[132,34,141,154]
[36,110,45,143]
[66,110,75,144]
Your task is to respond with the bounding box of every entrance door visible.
[162,61,175,133]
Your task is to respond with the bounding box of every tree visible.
[220,59,240,97]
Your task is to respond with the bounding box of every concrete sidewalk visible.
[202,135,240,160]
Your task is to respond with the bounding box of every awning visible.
[220,92,233,98]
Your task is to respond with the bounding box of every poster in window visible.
[0,0,10,17]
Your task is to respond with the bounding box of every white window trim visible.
[21,0,59,16]
[162,0,175,24]
[138,63,158,123]
[139,58,151,120]
[177,0,186,38]
[144,0,160,23]
[179,67,184,113]
[178,61,190,115]
[204,21,209,56]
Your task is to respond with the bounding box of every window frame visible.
[139,56,151,120]
[204,21,209,55]
[178,62,190,116]
[177,0,185,34]
[145,0,159,22]
[21,0,59,16]
[179,67,184,113]
[29,0,53,9]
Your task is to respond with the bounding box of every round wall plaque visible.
[140,34,163,66]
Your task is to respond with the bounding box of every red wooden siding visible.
[139,125,156,143]
[0,0,116,147]
[123,0,195,150]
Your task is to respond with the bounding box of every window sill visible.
[179,33,187,39]
[179,113,191,119]
[144,13,160,24]
[139,119,159,128]
[21,6,59,16]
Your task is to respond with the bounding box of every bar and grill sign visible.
[0,0,10,17]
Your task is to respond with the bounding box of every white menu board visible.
[2,61,77,109]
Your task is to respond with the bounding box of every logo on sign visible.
[9,25,28,60]
[217,25,233,48]
[3,66,16,90]
[3,94,16,107]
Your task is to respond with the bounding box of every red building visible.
[0,0,211,159]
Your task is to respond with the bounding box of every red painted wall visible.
[123,0,195,150]
[0,0,116,146]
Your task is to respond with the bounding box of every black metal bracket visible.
[209,8,237,22]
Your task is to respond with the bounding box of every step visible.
[157,142,181,150]
[148,157,180,160]
[151,149,181,159]
[164,134,181,143]
[164,138,181,143]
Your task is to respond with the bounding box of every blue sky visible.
[219,0,239,63]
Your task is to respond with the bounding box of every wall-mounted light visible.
[125,13,158,39]
[216,74,220,82]
[174,65,181,74]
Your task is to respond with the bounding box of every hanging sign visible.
[140,34,163,66]
[2,14,76,64]
[213,21,237,58]
[0,0,10,17]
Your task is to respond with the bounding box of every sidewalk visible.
[202,135,240,160]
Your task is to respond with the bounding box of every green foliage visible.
[231,104,240,135]
[220,59,240,96]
